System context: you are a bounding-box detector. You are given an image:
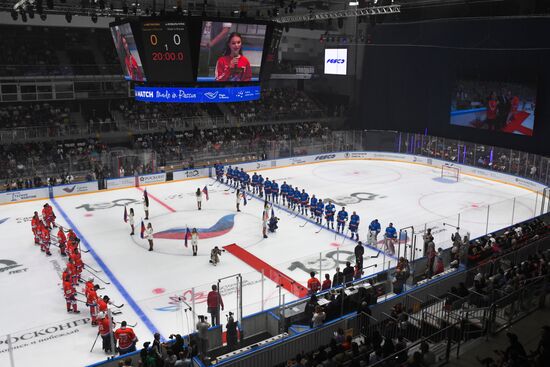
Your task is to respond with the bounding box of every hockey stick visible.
[90,332,100,352]
[85,263,102,273]
[112,310,122,316]
[299,220,308,228]
[127,322,137,328]
[369,250,382,259]
[315,225,324,233]
[110,303,124,309]
[83,268,111,284]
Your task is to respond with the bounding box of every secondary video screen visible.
[197,21,267,82]
[450,80,537,136]
[110,22,146,82]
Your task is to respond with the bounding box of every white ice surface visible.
[0,160,538,366]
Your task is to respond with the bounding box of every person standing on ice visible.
[146,222,154,251]
[128,208,135,235]
[195,188,203,210]
[236,189,242,212]
[349,211,360,241]
[143,195,149,220]
[191,228,199,256]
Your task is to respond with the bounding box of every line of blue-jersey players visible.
[214,163,398,244]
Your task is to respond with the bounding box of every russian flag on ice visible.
[140,220,145,239]
[184,227,190,247]
[202,186,209,200]
[124,206,128,223]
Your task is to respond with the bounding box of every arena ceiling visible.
[1,0,546,22]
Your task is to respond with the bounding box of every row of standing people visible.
[30,203,138,356]
[216,163,400,254]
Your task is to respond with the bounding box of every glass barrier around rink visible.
[0,314,109,367]
[406,188,547,262]
[134,266,297,339]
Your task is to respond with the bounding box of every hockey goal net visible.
[441,165,460,181]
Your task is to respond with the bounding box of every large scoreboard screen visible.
[110,17,280,85]
[140,20,194,82]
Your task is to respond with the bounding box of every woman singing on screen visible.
[215,32,252,82]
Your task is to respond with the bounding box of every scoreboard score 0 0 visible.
[140,20,194,82]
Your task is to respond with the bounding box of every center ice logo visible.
[153,214,236,240]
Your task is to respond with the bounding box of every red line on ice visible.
[223,243,308,298]
[136,187,176,213]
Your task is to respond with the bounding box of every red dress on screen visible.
[215,55,252,81]
[487,99,497,120]
[125,55,143,81]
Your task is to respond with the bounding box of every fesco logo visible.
[314,154,336,161]
[326,59,345,64]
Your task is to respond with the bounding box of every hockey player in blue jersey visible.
[368,219,381,246]
[264,178,272,202]
[384,223,397,255]
[226,166,232,186]
[271,180,279,203]
[309,195,318,219]
[315,199,324,224]
[243,170,250,191]
[251,172,259,194]
[337,207,348,233]
[215,163,224,182]
[287,185,294,209]
[324,202,335,229]
[349,211,360,241]
[280,181,289,205]
[300,190,309,216]
[293,187,301,211]
[257,175,264,197]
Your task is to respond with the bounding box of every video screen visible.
[450,80,537,136]
[324,49,348,75]
[197,21,267,82]
[110,23,146,82]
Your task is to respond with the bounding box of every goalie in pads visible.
[210,246,223,266]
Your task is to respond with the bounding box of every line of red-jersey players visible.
[31,203,137,354]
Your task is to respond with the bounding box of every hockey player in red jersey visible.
[66,258,79,286]
[63,276,79,313]
[42,203,56,229]
[98,295,110,314]
[85,278,100,325]
[97,312,113,354]
[31,211,40,245]
[114,321,138,355]
[40,224,52,256]
[57,227,67,256]
[70,248,84,281]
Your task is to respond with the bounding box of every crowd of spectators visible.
[226,88,325,123]
[118,99,221,124]
[466,217,548,267]
[419,137,547,183]
[133,122,331,167]
[0,102,73,130]
[0,138,108,190]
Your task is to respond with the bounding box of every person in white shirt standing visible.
[146,222,154,251]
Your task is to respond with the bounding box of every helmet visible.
[97,312,105,319]
[88,277,94,282]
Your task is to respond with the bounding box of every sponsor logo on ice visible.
[154,214,236,240]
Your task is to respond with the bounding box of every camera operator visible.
[196,315,211,361]
[226,312,239,352]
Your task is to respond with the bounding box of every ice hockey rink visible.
[0,159,542,367]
